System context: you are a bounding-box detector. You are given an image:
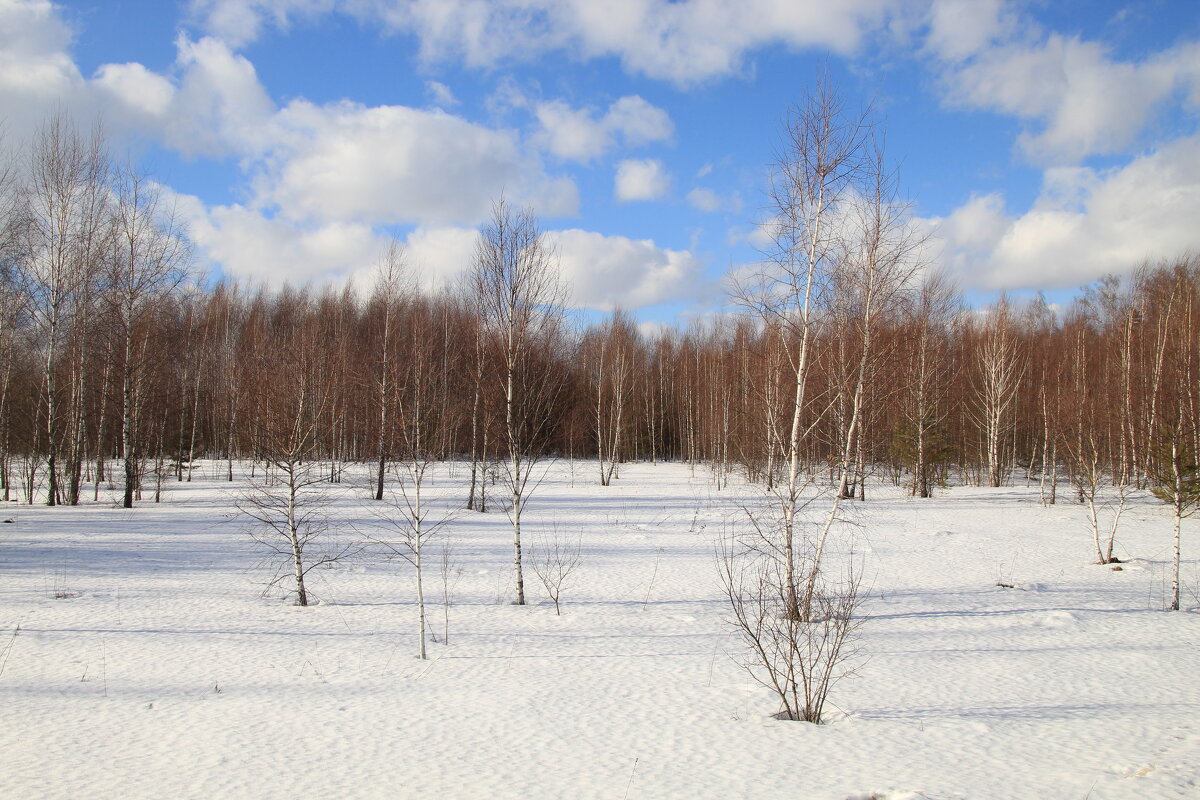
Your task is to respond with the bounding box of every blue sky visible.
[2,0,1199,322]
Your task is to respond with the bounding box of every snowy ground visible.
[1,461,1198,799]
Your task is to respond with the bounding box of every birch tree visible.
[471,198,566,605]
[236,292,351,606]
[734,76,871,620]
[973,298,1024,488]
[108,166,191,508]
[14,115,109,505]
[364,300,457,657]
[590,309,637,486]
[370,239,408,501]
[830,137,926,502]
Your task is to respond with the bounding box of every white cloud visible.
[172,192,383,287]
[928,192,1008,261]
[0,3,584,291]
[603,96,674,146]
[614,158,669,202]
[20,27,579,230]
[0,0,75,87]
[178,0,1200,172]
[176,192,483,292]
[0,9,269,155]
[188,0,894,85]
[178,199,709,309]
[402,225,480,291]
[923,0,1015,62]
[262,99,578,227]
[686,187,722,212]
[534,101,610,162]
[549,229,703,310]
[122,38,578,228]
[534,95,672,162]
[924,0,1200,167]
[93,62,175,121]
[425,80,458,108]
[186,0,336,49]
[160,35,277,157]
[926,135,1200,289]
[0,0,87,142]
[146,38,578,228]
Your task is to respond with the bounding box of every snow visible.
[1,462,1198,799]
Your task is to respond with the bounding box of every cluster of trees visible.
[0,116,189,510]
[1,113,1197,595]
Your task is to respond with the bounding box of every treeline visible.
[1,116,1199,512]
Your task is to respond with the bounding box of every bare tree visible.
[588,309,637,486]
[363,300,457,658]
[108,165,191,508]
[236,293,351,606]
[465,304,493,512]
[830,136,926,502]
[529,524,581,615]
[437,540,463,644]
[370,238,408,501]
[1148,276,1200,609]
[1070,441,1129,565]
[0,146,21,500]
[972,297,1024,487]
[13,115,109,505]
[237,447,349,607]
[471,197,566,606]
[1150,429,1200,610]
[734,75,871,620]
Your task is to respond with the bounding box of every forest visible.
[3,111,1198,599]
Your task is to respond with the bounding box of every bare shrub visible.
[719,533,864,723]
[530,524,581,615]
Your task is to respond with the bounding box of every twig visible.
[0,624,19,678]
[622,756,639,800]
[642,550,662,610]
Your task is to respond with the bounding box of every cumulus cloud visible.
[926,135,1200,289]
[614,158,669,202]
[47,29,577,229]
[171,191,383,287]
[534,95,672,162]
[0,0,87,142]
[262,99,578,227]
[922,0,1016,62]
[176,191,484,292]
[944,35,1198,164]
[0,9,269,154]
[176,195,705,310]
[178,0,1200,171]
[93,62,175,121]
[401,225,480,291]
[549,229,703,310]
[922,0,1200,166]
[188,0,894,84]
[0,2,585,291]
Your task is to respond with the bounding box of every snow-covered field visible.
[1,461,1197,800]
